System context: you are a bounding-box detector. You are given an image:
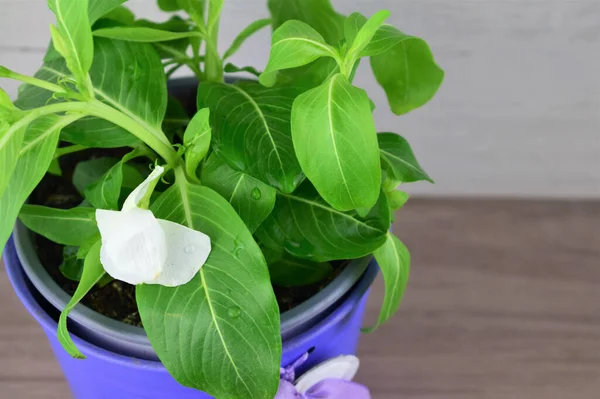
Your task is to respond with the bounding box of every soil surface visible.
[30,149,345,327]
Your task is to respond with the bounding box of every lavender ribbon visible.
[275,353,371,399]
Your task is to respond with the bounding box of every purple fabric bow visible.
[275,353,371,399]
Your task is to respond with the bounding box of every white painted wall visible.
[1,0,599,198]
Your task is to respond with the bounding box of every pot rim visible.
[13,222,372,356]
[3,236,378,368]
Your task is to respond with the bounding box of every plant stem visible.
[54,144,88,158]
[0,65,67,94]
[204,1,223,83]
[87,100,179,167]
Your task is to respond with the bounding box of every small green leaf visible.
[48,0,94,91]
[223,18,272,60]
[93,26,203,42]
[345,10,390,60]
[197,81,304,193]
[176,0,205,26]
[57,240,104,359]
[275,57,339,89]
[256,181,390,262]
[268,0,345,45]
[48,159,63,176]
[157,0,181,11]
[77,233,101,259]
[73,157,144,196]
[88,0,127,24]
[224,63,261,78]
[137,180,281,398]
[365,233,410,332]
[201,153,276,233]
[0,115,79,252]
[260,21,338,87]
[183,108,212,182]
[19,205,98,247]
[84,162,124,210]
[378,133,433,183]
[135,16,192,59]
[387,190,409,212]
[207,0,224,31]
[59,246,84,281]
[291,74,381,211]
[101,5,135,25]
[268,254,333,287]
[369,26,444,115]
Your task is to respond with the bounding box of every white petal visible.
[122,165,165,211]
[96,208,167,285]
[295,355,360,394]
[145,219,211,287]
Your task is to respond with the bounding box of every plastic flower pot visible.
[4,234,378,398]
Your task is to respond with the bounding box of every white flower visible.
[96,166,211,287]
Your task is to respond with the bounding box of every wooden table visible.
[1,199,599,398]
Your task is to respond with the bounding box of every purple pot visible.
[4,237,378,398]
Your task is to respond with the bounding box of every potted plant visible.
[0,0,443,398]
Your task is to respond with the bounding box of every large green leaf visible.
[57,240,104,358]
[197,81,304,193]
[201,153,276,233]
[183,108,212,183]
[256,181,390,262]
[19,205,98,246]
[0,118,25,199]
[369,26,444,115]
[260,21,337,87]
[223,18,272,60]
[136,181,281,399]
[378,133,433,183]
[365,233,410,332]
[291,74,381,211]
[0,114,81,252]
[268,0,345,45]
[88,0,127,24]
[48,0,94,90]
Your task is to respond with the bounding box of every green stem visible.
[204,2,223,83]
[155,44,204,81]
[54,144,88,158]
[0,65,67,94]
[174,164,190,186]
[87,100,179,167]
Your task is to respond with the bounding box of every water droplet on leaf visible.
[251,187,261,200]
[184,245,196,254]
[227,306,241,319]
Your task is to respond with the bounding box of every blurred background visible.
[1,0,599,398]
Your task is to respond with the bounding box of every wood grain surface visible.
[1,199,599,398]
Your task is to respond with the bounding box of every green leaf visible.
[224,63,261,78]
[84,162,123,210]
[268,254,332,287]
[158,0,181,12]
[0,118,25,199]
[48,158,63,176]
[345,10,390,59]
[57,240,104,359]
[48,0,94,90]
[136,180,281,399]
[201,153,276,233]
[88,0,127,24]
[0,114,80,252]
[60,116,140,148]
[365,233,410,332]
[275,57,339,89]
[260,21,337,87]
[291,74,381,211]
[163,96,190,139]
[73,157,144,196]
[369,26,444,115]
[256,181,390,262]
[378,133,433,183]
[223,18,272,60]
[101,5,135,25]
[93,26,203,42]
[19,205,98,246]
[207,0,224,31]
[268,0,346,45]
[59,246,84,281]
[176,0,205,26]
[197,81,304,193]
[183,108,212,183]
[135,16,192,59]
[387,190,409,212]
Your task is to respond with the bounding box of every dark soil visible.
[30,148,346,327]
